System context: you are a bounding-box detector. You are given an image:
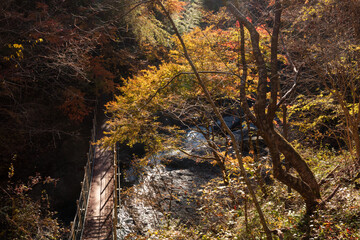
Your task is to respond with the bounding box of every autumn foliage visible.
[103,0,360,239]
[1,0,360,239]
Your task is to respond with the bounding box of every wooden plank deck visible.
[82,121,114,240]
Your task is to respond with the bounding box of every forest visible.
[0,0,360,239]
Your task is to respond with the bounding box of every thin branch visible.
[157,1,272,238]
[319,184,341,207]
[280,37,299,73]
[275,37,302,109]
[142,71,240,108]
[177,148,216,161]
[319,165,339,186]
[276,65,301,109]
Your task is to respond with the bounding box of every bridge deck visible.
[82,121,114,240]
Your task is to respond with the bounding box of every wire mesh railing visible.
[68,104,97,240]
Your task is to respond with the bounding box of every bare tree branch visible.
[155,1,272,238]
[268,0,282,121]
[227,2,268,120]
[143,71,240,108]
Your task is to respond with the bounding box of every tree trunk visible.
[228,0,321,214]
[259,122,320,213]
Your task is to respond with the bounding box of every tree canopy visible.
[1,0,360,239]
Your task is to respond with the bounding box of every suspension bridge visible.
[68,104,121,240]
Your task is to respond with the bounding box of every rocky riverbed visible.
[117,157,221,238]
[116,118,268,239]
[116,127,223,238]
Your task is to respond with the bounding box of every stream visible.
[116,116,268,238]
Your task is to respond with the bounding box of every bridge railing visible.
[69,105,97,240]
[113,143,122,239]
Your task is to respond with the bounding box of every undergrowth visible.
[123,146,360,239]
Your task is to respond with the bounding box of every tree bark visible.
[261,125,320,213]
[228,1,321,214]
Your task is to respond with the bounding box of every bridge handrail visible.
[68,101,97,240]
[68,99,122,240]
[113,143,121,239]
